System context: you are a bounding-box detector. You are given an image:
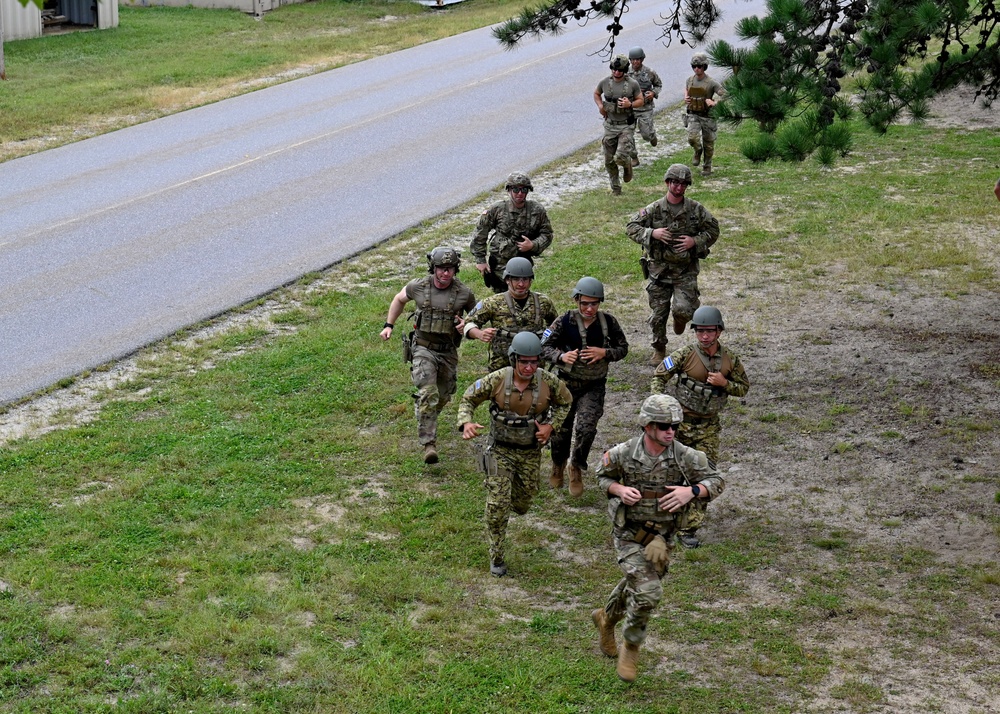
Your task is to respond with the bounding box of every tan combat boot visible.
[423,443,439,464]
[592,608,618,658]
[648,344,666,366]
[617,641,641,682]
[568,465,585,497]
[692,148,702,168]
[549,462,565,489]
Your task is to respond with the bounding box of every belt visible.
[606,120,630,125]
[687,110,710,117]
[493,440,538,450]
[640,490,668,500]
[413,336,454,351]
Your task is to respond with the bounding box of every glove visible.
[643,535,670,574]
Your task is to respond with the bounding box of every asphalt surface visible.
[0,0,765,405]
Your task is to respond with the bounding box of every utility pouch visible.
[682,113,689,128]
[475,442,497,477]
[640,255,650,280]
[627,112,636,125]
[402,331,413,364]
[632,521,658,547]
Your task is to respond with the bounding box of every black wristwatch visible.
[691,484,701,498]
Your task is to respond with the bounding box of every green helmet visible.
[628,47,645,60]
[610,55,629,72]
[572,276,605,301]
[691,305,725,330]
[508,332,543,362]
[427,246,461,273]
[638,394,684,427]
[664,164,693,185]
[505,172,533,191]
[502,256,534,280]
[691,52,709,67]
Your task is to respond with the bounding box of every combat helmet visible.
[505,172,533,192]
[427,246,461,273]
[572,276,605,302]
[691,305,725,330]
[691,52,709,67]
[628,47,646,60]
[609,55,630,72]
[664,163,693,185]
[508,332,543,362]
[502,256,535,280]
[638,394,684,427]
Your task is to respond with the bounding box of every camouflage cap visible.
[610,55,630,72]
[427,246,461,273]
[691,52,709,67]
[505,172,533,191]
[639,394,684,426]
[664,163,693,185]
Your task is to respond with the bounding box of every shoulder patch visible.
[602,451,611,467]
[639,209,648,218]
[473,301,483,311]
[541,328,552,343]
[663,356,674,370]
[474,379,482,391]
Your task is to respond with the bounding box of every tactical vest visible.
[687,84,710,115]
[492,292,544,346]
[488,368,545,447]
[675,348,732,416]
[645,200,695,273]
[600,77,636,123]
[629,68,655,106]
[489,205,541,261]
[412,277,463,345]
[619,440,691,523]
[564,310,610,382]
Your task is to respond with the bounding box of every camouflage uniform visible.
[597,436,724,646]
[471,199,553,293]
[651,342,750,529]
[464,290,559,372]
[540,310,629,471]
[404,275,476,445]
[457,367,572,566]
[626,197,719,352]
[685,73,726,170]
[596,74,642,193]
[627,63,662,149]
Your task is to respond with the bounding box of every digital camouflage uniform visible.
[627,64,662,150]
[404,275,477,446]
[685,73,726,169]
[541,310,629,471]
[597,437,724,646]
[471,198,553,293]
[457,367,572,567]
[596,74,642,193]
[464,290,559,372]
[626,197,719,352]
[651,342,750,529]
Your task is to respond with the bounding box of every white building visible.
[2,0,118,41]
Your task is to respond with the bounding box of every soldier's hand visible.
[674,235,696,252]
[454,316,465,333]
[659,485,695,513]
[534,422,553,445]
[644,91,654,101]
[706,371,728,388]
[643,535,670,572]
[611,483,642,505]
[476,262,490,276]
[475,327,496,344]
[515,236,534,252]
[379,327,393,341]
[652,228,672,243]
[560,349,580,366]
[462,422,483,439]
[581,346,606,364]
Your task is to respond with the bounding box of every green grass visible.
[0,0,528,160]
[2,8,1000,709]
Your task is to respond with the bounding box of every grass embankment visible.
[1,113,999,711]
[0,0,526,162]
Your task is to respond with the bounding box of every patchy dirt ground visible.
[2,91,998,712]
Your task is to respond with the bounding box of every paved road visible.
[0,0,764,405]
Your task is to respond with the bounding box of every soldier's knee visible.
[633,577,664,611]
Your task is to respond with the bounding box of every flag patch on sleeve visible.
[662,356,674,370]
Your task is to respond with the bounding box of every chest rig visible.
[491,292,544,352]
[412,277,461,345]
[645,200,694,273]
[620,442,691,524]
[564,310,610,382]
[488,368,545,448]
[676,348,731,416]
[490,204,539,260]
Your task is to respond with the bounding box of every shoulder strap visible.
[572,310,588,350]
